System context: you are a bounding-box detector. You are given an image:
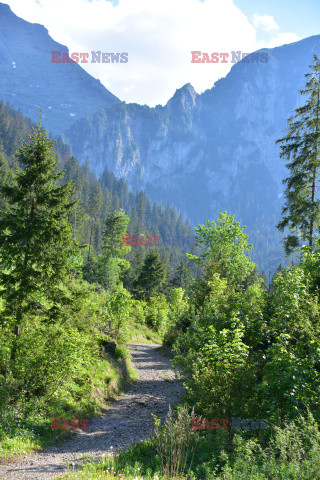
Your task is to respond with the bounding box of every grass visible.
[0,415,71,459]
[0,321,161,461]
[0,347,137,460]
[126,323,163,344]
[53,410,320,480]
[0,322,169,464]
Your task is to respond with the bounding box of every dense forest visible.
[2,57,320,480]
[0,99,198,283]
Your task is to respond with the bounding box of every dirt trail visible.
[0,343,183,480]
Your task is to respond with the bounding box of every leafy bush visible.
[145,294,169,333]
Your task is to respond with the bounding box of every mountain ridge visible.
[61,34,320,270]
[0,2,120,134]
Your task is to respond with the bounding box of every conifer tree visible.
[0,123,78,361]
[102,209,130,259]
[94,209,130,289]
[0,143,8,210]
[87,182,103,262]
[134,251,166,300]
[170,260,191,289]
[277,54,320,254]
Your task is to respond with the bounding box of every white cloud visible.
[252,13,279,32]
[6,0,300,106]
[263,32,301,48]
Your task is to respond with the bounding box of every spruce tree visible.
[94,209,130,289]
[87,181,103,262]
[134,251,166,300]
[0,123,78,360]
[102,209,130,259]
[170,260,191,289]
[277,54,320,254]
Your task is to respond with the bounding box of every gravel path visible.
[0,343,184,480]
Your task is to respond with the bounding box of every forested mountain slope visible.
[0,100,195,276]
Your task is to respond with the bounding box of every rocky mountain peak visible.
[167,83,198,111]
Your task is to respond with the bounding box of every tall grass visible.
[151,406,196,479]
[56,410,320,480]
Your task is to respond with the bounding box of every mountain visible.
[0,100,195,277]
[2,1,319,271]
[0,2,119,134]
[62,35,320,271]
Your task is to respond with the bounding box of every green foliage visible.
[152,406,196,479]
[168,287,189,318]
[0,124,80,368]
[218,412,320,480]
[190,323,250,418]
[170,260,192,289]
[94,255,130,290]
[0,101,34,157]
[172,210,320,435]
[102,210,130,259]
[54,410,320,480]
[277,54,320,254]
[172,214,264,421]
[163,288,194,346]
[172,278,265,420]
[130,297,147,325]
[13,320,99,404]
[187,211,256,290]
[5,57,320,476]
[106,286,133,341]
[145,294,169,333]
[91,210,131,289]
[86,180,103,268]
[0,102,198,460]
[261,265,320,426]
[134,251,167,300]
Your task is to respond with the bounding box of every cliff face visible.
[62,35,320,269]
[0,2,119,134]
[64,39,317,201]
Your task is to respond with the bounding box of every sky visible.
[4,0,320,106]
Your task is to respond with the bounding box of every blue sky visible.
[234,0,320,40]
[5,0,319,105]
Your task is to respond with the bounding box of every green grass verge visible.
[0,347,137,460]
[125,323,163,344]
[54,412,320,480]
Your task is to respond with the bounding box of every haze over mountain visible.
[0,2,119,134]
